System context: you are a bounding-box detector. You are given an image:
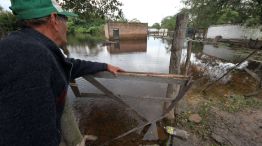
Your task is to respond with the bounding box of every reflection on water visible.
[67,44,104,57]
[203,45,234,61]
[68,37,171,73]
[107,39,147,54]
[203,44,242,62]
[67,36,256,145]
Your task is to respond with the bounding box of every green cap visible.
[9,0,78,20]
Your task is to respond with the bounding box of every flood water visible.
[66,36,261,145]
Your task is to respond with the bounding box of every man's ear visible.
[49,13,59,31]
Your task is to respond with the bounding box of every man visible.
[0,0,123,145]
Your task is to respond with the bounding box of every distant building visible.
[104,22,148,40]
[148,28,168,36]
[207,24,262,40]
[148,28,158,33]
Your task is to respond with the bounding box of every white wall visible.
[207,25,262,40]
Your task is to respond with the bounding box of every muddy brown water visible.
[66,36,261,145]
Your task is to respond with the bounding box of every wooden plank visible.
[244,67,260,81]
[69,80,81,97]
[80,93,106,97]
[88,71,189,85]
[121,95,174,102]
[79,93,174,102]
[249,59,262,64]
[120,71,188,78]
[245,89,262,97]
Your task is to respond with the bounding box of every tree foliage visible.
[182,0,262,28]
[60,0,125,35]
[182,0,222,29]
[61,0,124,21]
[129,18,141,23]
[0,8,16,37]
[151,23,161,30]
[217,8,241,24]
[66,16,105,34]
[161,15,176,31]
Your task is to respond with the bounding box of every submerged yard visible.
[67,35,262,146]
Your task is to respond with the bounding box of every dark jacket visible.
[0,28,107,146]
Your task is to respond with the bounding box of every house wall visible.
[104,22,148,40]
[104,23,109,39]
[207,24,262,40]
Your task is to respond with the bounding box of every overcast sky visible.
[120,0,183,25]
[1,0,10,10]
[0,0,184,26]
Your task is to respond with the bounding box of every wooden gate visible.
[70,71,192,145]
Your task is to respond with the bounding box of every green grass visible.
[219,95,262,113]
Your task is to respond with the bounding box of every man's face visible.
[56,15,68,47]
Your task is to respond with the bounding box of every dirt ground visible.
[173,75,262,146]
[174,107,262,146]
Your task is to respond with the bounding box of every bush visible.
[0,11,17,37]
[75,27,89,33]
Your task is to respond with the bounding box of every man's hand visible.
[76,135,97,146]
[107,64,125,75]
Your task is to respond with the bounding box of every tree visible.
[129,18,140,23]
[217,8,241,24]
[236,0,262,26]
[161,15,176,31]
[182,0,221,29]
[59,0,125,35]
[182,0,262,28]
[117,17,128,22]
[61,0,124,21]
[0,10,16,37]
[151,23,161,30]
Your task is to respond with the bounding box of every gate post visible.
[165,12,189,121]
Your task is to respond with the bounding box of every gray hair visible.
[17,16,50,27]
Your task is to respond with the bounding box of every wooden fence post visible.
[165,12,189,121]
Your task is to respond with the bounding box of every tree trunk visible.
[164,13,189,120]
